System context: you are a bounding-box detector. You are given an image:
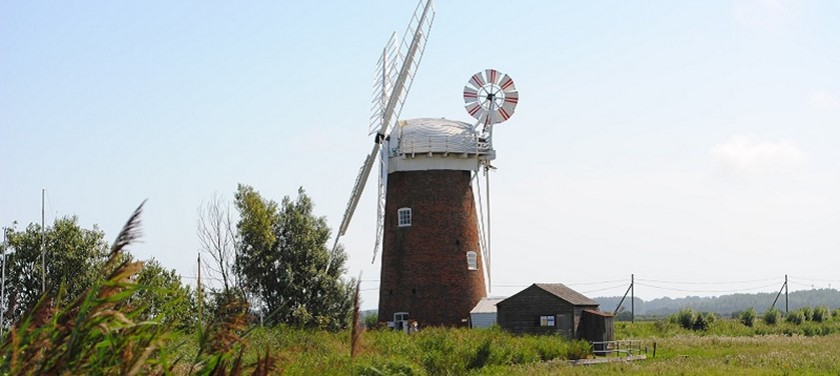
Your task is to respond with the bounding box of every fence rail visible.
[590,340,645,357]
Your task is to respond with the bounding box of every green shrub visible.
[763,308,781,325]
[813,306,830,323]
[693,313,710,331]
[787,310,806,325]
[801,306,814,321]
[565,340,593,360]
[363,312,379,328]
[740,307,757,327]
[672,309,696,330]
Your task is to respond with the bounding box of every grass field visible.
[163,318,840,375]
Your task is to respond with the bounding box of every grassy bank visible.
[162,319,840,375]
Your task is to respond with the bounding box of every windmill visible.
[332,0,519,327]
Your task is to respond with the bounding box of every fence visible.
[590,340,646,357]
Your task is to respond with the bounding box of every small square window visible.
[466,251,478,270]
[398,208,412,227]
[539,316,555,327]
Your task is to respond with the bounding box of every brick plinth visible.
[378,169,487,327]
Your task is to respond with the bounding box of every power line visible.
[582,284,629,294]
[635,282,780,294]
[790,276,840,283]
[567,278,628,286]
[635,277,778,285]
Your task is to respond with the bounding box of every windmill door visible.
[556,314,573,339]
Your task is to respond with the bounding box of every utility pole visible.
[631,273,635,323]
[785,274,789,314]
[1,227,6,333]
[197,252,202,324]
[41,188,46,294]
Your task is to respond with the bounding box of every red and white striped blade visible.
[495,91,518,123]
[465,102,486,120]
[463,86,479,104]
[469,72,485,89]
[485,69,500,85]
[499,73,516,92]
[499,102,516,122]
[503,90,519,106]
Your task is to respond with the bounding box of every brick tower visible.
[377,118,491,327]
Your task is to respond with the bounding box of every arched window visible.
[466,251,478,270]
[398,208,412,227]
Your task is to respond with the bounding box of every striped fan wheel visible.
[463,69,518,125]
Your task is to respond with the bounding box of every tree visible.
[2,217,109,324]
[132,258,196,329]
[233,184,353,330]
[197,192,237,293]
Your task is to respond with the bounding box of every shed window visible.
[398,208,412,227]
[466,251,478,270]
[540,316,555,327]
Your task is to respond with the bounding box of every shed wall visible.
[470,313,497,328]
[497,286,598,337]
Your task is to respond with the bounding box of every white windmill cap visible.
[397,118,485,154]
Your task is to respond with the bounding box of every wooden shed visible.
[580,309,615,344]
[496,283,613,341]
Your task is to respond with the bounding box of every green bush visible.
[672,309,696,330]
[565,340,593,360]
[813,306,830,323]
[740,307,757,327]
[693,313,710,331]
[787,310,806,325]
[763,308,781,325]
[363,312,379,328]
[801,306,813,321]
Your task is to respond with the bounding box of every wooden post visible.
[631,274,635,323]
[41,189,46,294]
[784,274,789,314]
[197,252,202,324]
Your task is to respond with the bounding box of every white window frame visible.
[394,312,409,322]
[397,207,412,227]
[466,251,478,270]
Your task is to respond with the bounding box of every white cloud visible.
[710,134,806,175]
[808,90,840,110]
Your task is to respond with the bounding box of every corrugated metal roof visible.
[470,297,506,314]
[534,283,599,306]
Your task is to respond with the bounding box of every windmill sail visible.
[329,0,435,269]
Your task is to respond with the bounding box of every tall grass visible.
[0,202,274,375]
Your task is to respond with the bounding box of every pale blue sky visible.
[2,1,839,308]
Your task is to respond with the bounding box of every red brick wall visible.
[378,169,487,327]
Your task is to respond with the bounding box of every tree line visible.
[0,184,354,331]
[598,288,840,318]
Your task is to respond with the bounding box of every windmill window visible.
[398,208,412,227]
[466,251,478,270]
